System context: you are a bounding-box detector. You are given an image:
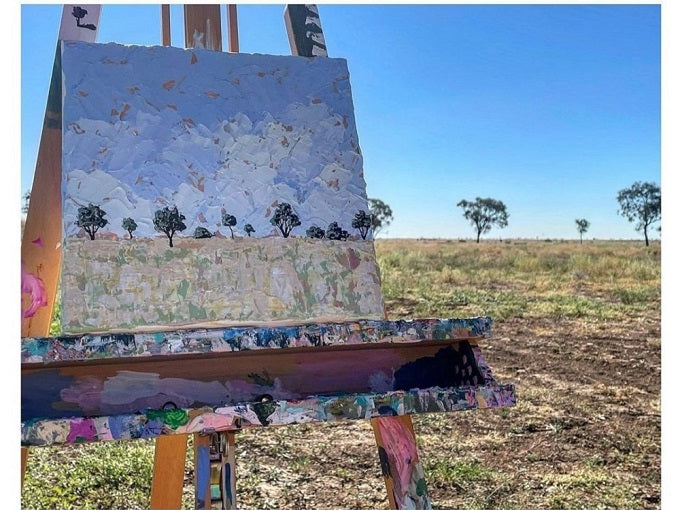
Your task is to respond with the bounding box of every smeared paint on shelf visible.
[22,383,515,447]
[22,340,489,421]
[22,317,492,363]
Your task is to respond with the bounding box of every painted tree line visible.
[457,181,660,246]
[24,180,658,245]
[71,199,394,248]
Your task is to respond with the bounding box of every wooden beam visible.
[21,447,29,487]
[284,4,328,57]
[184,4,222,51]
[371,415,432,510]
[161,5,171,46]
[194,434,212,510]
[150,434,188,510]
[223,432,237,509]
[227,5,239,53]
[22,5,101,338]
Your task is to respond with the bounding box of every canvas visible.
[59,41,384,334]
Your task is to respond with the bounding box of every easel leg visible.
[371,415,432,510]
[21,447,29,488]
[195,431,238,510]
[194,434,212,510]
[223,432,237,509]
[150,434,188,510]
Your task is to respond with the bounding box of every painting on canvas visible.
[59,41,384,334]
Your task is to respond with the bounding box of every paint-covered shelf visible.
[22,339,515,447]
[21,317,492,364]
[23,384,516,447]
[22,318,514,447]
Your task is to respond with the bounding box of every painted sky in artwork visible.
[61,41,369,239]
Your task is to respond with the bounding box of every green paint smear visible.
[416,477,428,497]
[146,409,190,429]
[188,303,208,320]
[177,279,190,299]
[252,401,278,425]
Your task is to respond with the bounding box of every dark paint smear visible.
[377,446,391,477]
[224,463,233,504]
[251,400,277,426]
[22,370,79,421]
[392,342,483,391]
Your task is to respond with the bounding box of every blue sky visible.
[20,4,661,240]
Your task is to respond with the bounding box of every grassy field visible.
[22,239,661,509]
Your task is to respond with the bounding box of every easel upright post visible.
[184,4,222,51]
[227,5,239,53]
[21,4,102,491]
[161,4,171,46]
[21,4,101,338]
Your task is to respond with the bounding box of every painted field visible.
[22,240,661,510]
[60,237,384,333]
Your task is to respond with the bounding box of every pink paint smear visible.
[379,417,418,502]
[21,263,47,318]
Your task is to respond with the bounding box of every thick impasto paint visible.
[59,40,383,333]
[21,317,493,363]
[21,317,516,447]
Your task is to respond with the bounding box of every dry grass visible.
[22,239,660,509]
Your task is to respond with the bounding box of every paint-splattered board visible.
[21,318,515,447]
[23,380,515,447]
[24,341,486,421]
[22,317,492,363]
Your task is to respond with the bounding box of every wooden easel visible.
[21,5,514,510]
[149,8,426,508]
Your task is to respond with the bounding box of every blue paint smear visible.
[21,370,80,421]
[140,418,164,439]
[108,415,130,440]
[196,445,211,509]
[21,338,50,359]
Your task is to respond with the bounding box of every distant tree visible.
[326,222,350,240]
[76,203,109,240]
[22,190,31,214]
[222,212,237,239]
[306,225,325,239]
[617,181,660,247]
[575,219,590,244]
[457,197,509,243]
[244,224,255,237]
[193,226,213,239]
[270,203,301,238]
[368,198,393,237]
[153,206,186,247]
[352,210,372,240]
[122,217,138,239]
